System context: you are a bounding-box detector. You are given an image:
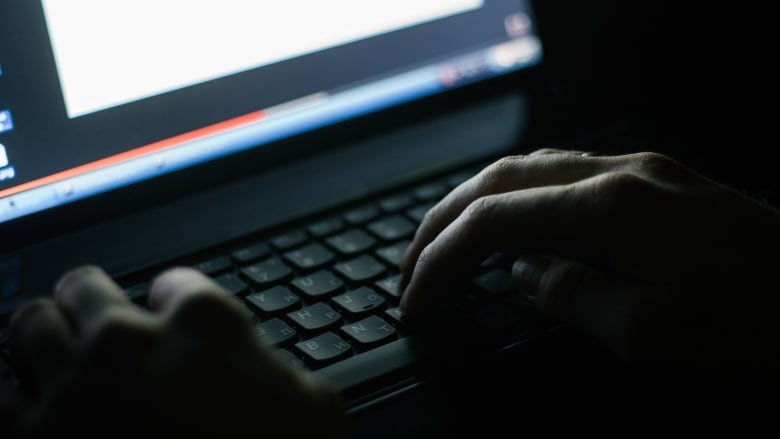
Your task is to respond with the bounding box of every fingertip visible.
[147,266,206,309]
[147,266,229,312]
[526,256,589,317]
[397,258,410,277]
[398,278,424,319]
[398,245,417,277]
[399,293,412,317]
[54,265,107,298]
[511,255,551,298]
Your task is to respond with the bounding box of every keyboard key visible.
[375,241,410,267]
[326,229,376,256]
[246,286,300,315]
[406,202,436,223]
[241,259,292,287]
[412,182,447,201]
[307,217,344,237]
[270,230,308,250]
[384,307,407,327]
[237,302,258,321]
[295,332,352,367]
[331,287,386,317]
[340,315,396,348]
[479,252,505,269]
[284,243,334,271]
[446,170,474,189]
[379,193,414,213]
[287,303,342,333]
[375,274,404,299]
[343,205,379,225]
[275,349,305,369]
[334,255,386,283]
[214,272,249,296]
[314,337,417,392]
[291,270,344,298]
[256,318,297,346]
[193,256,232,276]
[367,215,416,242]
[231,243,270,265]
[473,268,515,295]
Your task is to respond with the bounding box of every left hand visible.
[8,266,347,437]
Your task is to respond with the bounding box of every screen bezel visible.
[0,62,542,254]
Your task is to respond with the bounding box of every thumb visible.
[512,255,661,358]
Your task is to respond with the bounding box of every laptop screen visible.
[0,1,541,224]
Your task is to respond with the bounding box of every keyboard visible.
[0,163,551,410]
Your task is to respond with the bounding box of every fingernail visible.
[512,256,551,297]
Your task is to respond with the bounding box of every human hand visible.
[8,266,346,437]
[400,149,780,389]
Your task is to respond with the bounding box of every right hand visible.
[399,149,780,389]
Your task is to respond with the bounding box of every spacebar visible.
[314,336,422,396]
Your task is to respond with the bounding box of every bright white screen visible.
[41,0,484,118]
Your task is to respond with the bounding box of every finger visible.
[522,254,661,360]
[399,153,618,276]
[510,254,552,297]
[54,265,136,335]
[9,298,76,390]
[400,173,635,316]
[148,268,253,345]
[147,267,230,311]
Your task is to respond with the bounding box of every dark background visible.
[351,1,778,436]
[524,0,775,205]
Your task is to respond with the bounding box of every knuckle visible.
[530,148,558,155]
[590,172,653,217]
[462,195,498,226]
[479,155,521,189]
[421,202,442,225]
[632,151,676,177]
[599,172,649,199]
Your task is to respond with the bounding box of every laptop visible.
[0,0,554,422]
